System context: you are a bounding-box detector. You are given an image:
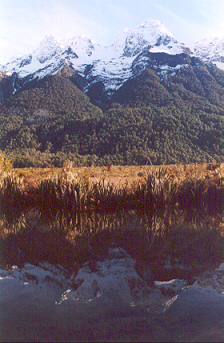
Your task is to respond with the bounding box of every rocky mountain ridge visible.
[2,19,222,103]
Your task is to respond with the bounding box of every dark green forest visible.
[0,62,223,167]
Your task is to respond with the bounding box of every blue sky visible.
[0,0,224,64]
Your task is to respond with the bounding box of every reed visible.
[87,180,131,212]
[0,174,25,209]
[0,173,27,234]
[0,165,223,219]
[177,179,207,210]
[134,167,178,213]
[35,175,131,214]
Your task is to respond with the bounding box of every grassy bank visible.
[12,161,224,189]
[0,162,223,274]
[0,162,223,218]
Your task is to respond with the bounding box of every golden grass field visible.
[13,162,224,189]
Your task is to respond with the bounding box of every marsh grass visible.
[0,174,25,211]
[135,167,178,213]
[0,174,28,235]
[87,180,132,212]
[177,179,207,210]
[1,163,223,218]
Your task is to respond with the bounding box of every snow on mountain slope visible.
[193,37,224,70]
[111,20,185,56]
[0,20,190,97]
[0,35,66,86]
[2,20,223,100]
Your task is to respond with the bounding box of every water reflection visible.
[1,206,223,276]
[0,206,224,342]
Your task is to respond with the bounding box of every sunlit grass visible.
[1,162,223,217]
[13,162,224,188]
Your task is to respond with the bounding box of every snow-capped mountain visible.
[0,20,192,100]
[0,19,223,104]
[110,19,187,56]
[192,37,224,70]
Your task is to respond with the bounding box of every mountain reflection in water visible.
[0,207,224,342]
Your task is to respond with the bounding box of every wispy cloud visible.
[154,4,188,24]
[154,0,224,44]
[198,0,224,38]
[199,0,224,19]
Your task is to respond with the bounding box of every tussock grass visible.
[0,174,25,208]
[0,174,27,234]
[13,162,224,188]
[1,163,223,216]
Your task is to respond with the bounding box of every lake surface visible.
[0,209,224,342]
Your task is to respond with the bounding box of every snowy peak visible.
[66,35,98,57]
[111,19,186,57]
[1,19,189,77]
[33,34,63,63]
[1,34,64,77]
[193,37,224,70]
[1,19,220,102]
[138,19,174,40]
[34,34,62,52]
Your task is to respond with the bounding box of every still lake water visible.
[0,209,224,342]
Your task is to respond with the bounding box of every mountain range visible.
[0,20,223,167]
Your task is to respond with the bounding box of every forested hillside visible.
[0,64,223,167]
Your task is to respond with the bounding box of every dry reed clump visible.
[34,161,133,213]
[135,167,178,212]
[60,160,78,183]
[177,179,207,210]
[0,151,12,177]
[35,173,91,220]
[0,173,27,235]
[35,176,131,214]
[87,180,131,212]
[0,173,25,207]
[1,162,223,218]
[34,161,87,216]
